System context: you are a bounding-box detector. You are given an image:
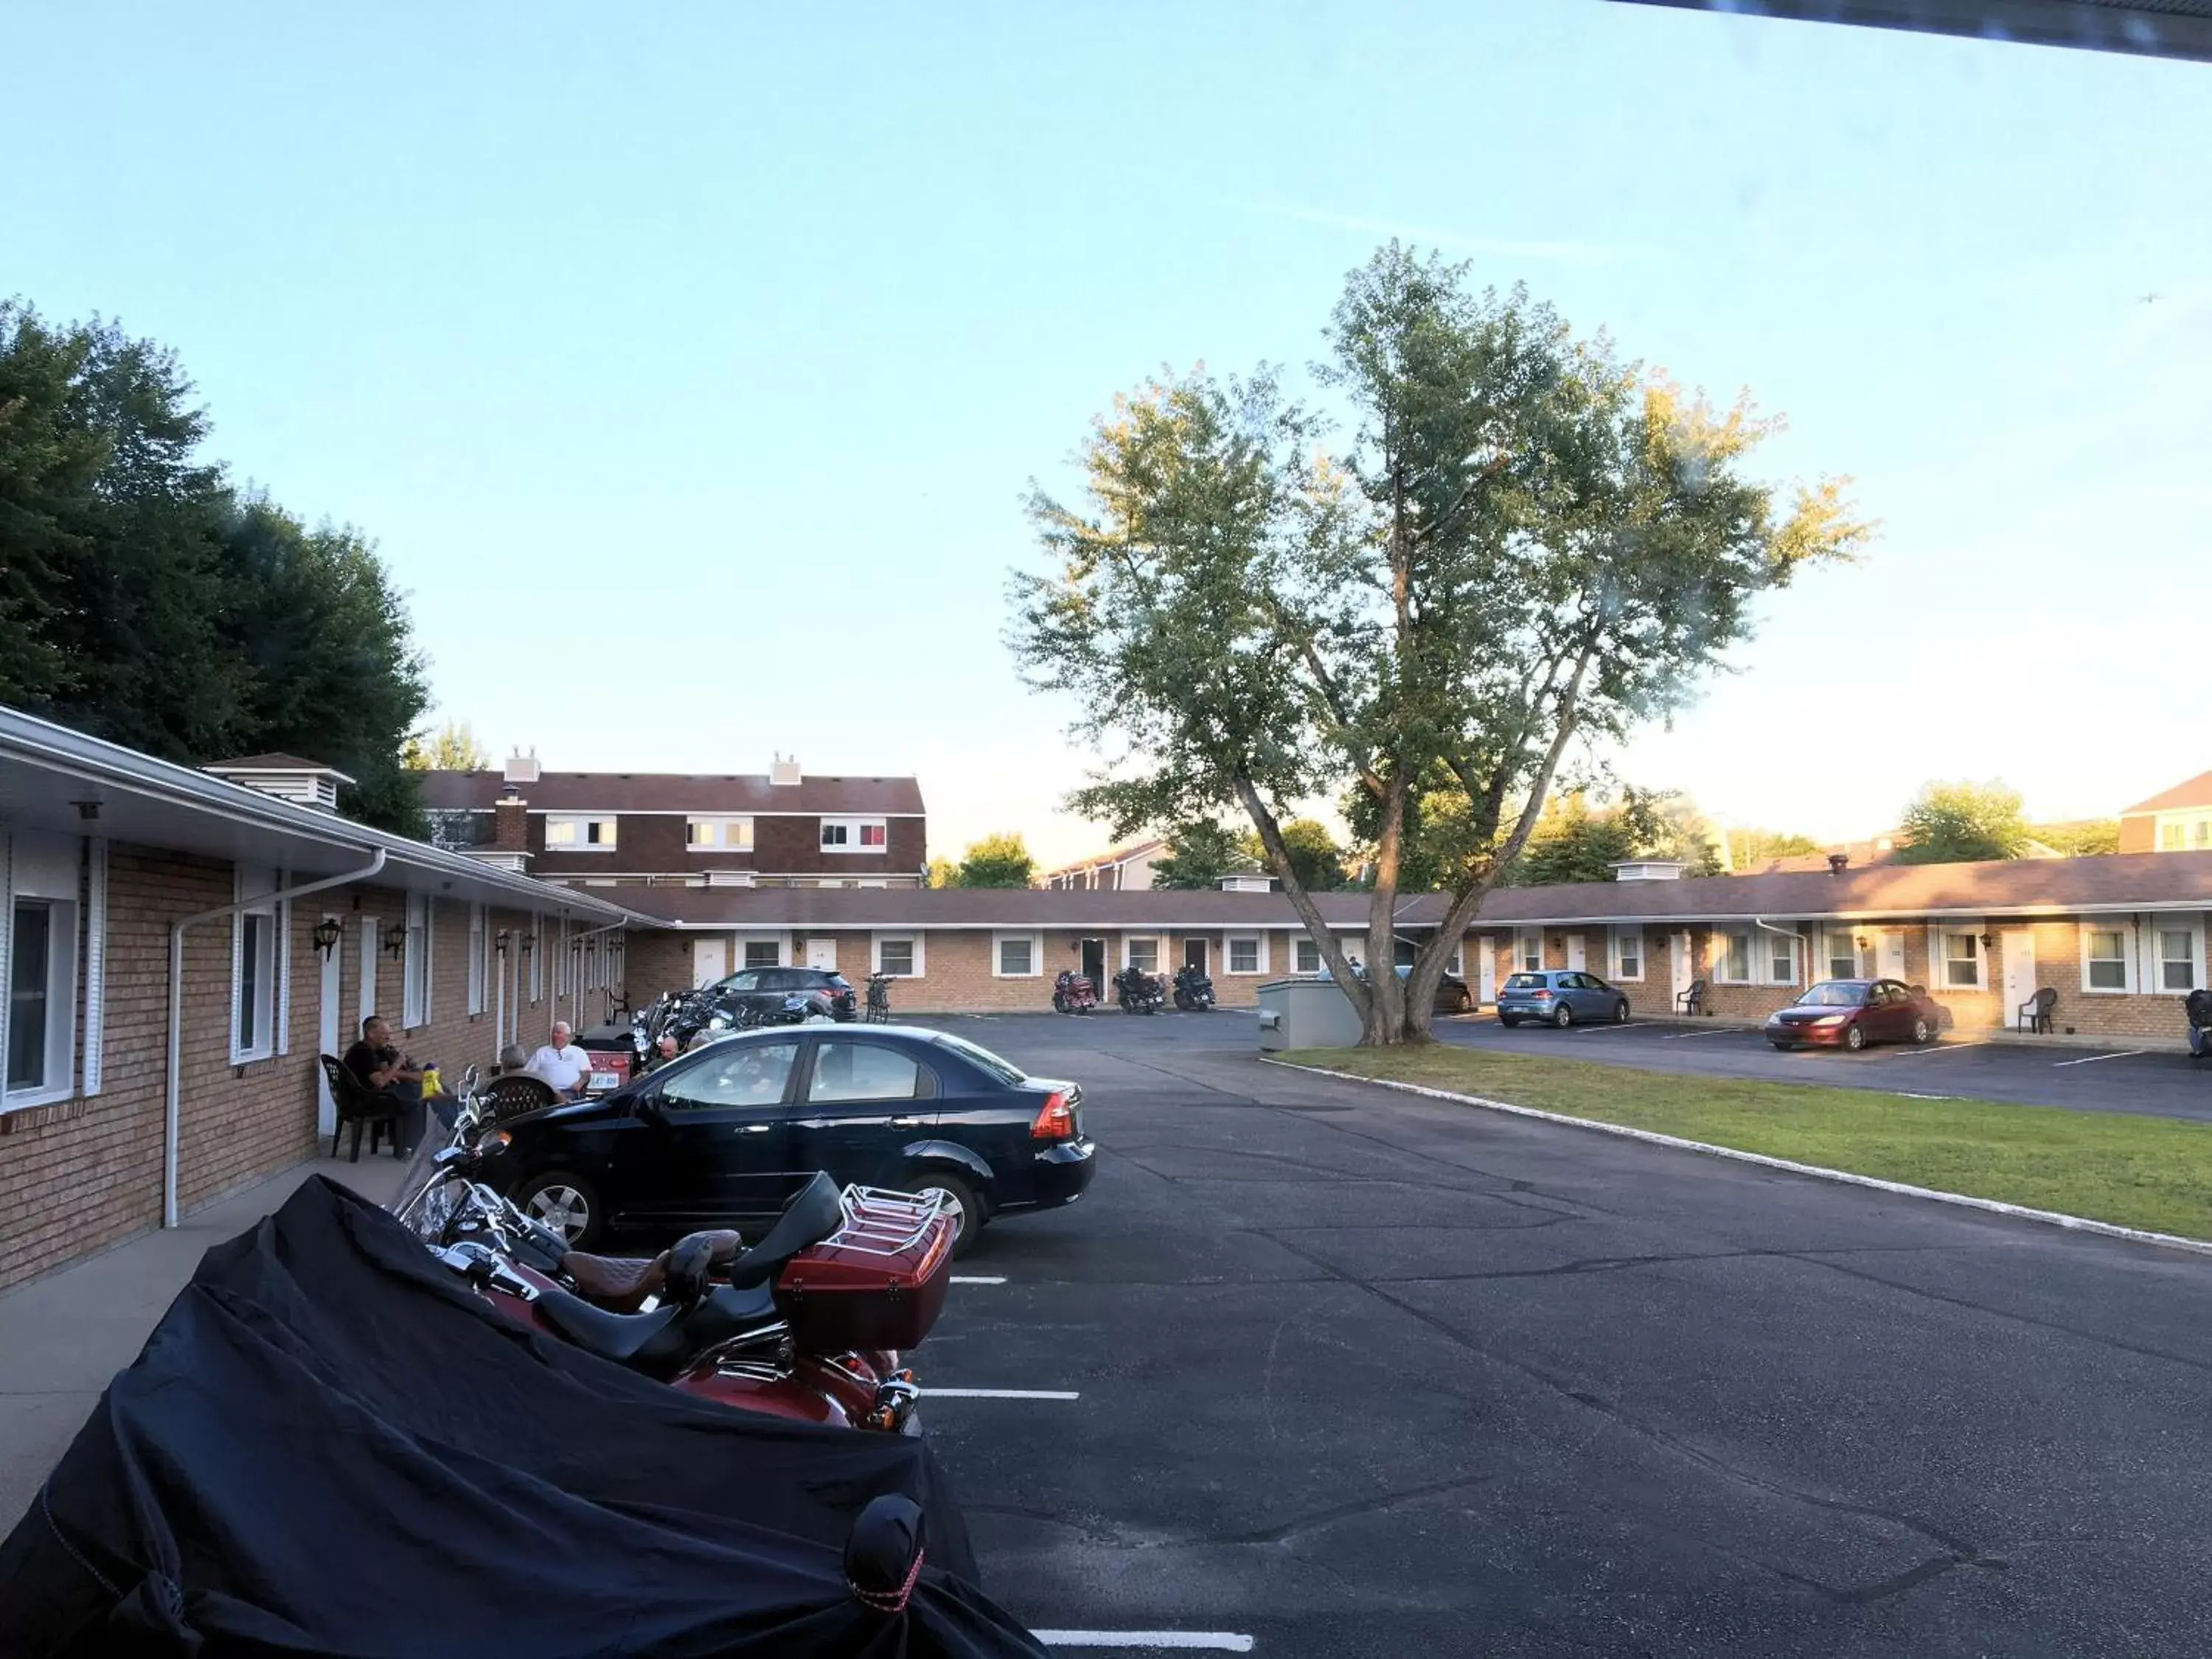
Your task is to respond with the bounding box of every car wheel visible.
[1551,1003,1573,1029]
[1450,987,1473,1015]
[1844,1025,1867,1052]
[1499,1015,1520,1029]
[1613,999,1630,1023]
[1912,1017,1933,1045]
[1770,1041,1794,1051]
[515,1171,602,1249]
[913,1175,982,1259]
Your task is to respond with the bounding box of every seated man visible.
[341,1015,456,1142]
[523,1020,595,1100]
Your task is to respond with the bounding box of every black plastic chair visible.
[482,1074,560,1121]
[1674,978,1706,1016]
[2017,987,2056,1035]
[318,1054,403,1162]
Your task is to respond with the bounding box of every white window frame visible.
[82,838,106,1097]
[1928,922,1987,993]
[1224,933,1268,976]
[871,933,925,978]
[1716,931,1753,985]
[527,918,543,1003]
[2149,917,2205,996]
[1294,934,1323,975]
[402,894,433,1029]
[993,930,1043,978]
[5,834,84,1110]
[230,863,280,1064]
[467,903,487,1015]
[2080,922,2135,995]
[1121,934,1162,973]
[736,930,788,970]
[1824,927,1862,984]
[820,817,889,854]
[1514,928,1543,974]
[1610,926,1644,983]
[1762,932,1800,988]
[544,815,618,851]
[686,815,755,851]
[2154,812,2212,852]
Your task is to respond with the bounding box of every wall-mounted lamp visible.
[1978,933,1996,950]
[70,799,102,822]
[381,922,408,960]
[494,928,512,955]
[518,933,537,959]
[1854,935,1869,950]
[311,917,344,960]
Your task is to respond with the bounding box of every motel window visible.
[2157,929,2197,993]
[2084,928,2129,992]
[687,816,755,850]
[995,933,1040,977]
[744,939,781,969]
[545,815,616,849]
[1769,936,1798,986]
[467,904,487,1015]
[1827,931,1859,983]
[9,898,77,1099]
[1939,931,1983,991]
[821,818,888,851]
[2158,815,2212,851]
[402,894,432,1028]
[527,925,542,1002]
[1614,930,1642,981]
[1720,933,1751,984]
[229,866,279,1064]
[1516,931,1543,973]
[874,936,920,978]
[1125,936,1160,974]
[1228,936,1262,975]
[1295,936,1321,974]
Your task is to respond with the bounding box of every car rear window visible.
[929,1031,1025,1086]
[1504,973,1548,990]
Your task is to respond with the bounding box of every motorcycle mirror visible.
[432,1144,471,1169]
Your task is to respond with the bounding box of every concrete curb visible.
[1259,1057,2212,1260]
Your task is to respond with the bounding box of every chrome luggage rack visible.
[827,1185,949,1259]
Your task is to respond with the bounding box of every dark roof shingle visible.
[2122,769,2212,816]
[417,771,925,815]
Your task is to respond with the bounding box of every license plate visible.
[588,1071,619,1091]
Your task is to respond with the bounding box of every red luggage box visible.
[773,1186,956,1352]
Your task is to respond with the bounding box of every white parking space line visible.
[1575,1022,1650,1033]
[1035,1635,1254,1652]
[1661,1026,1743,1040]
[1896,1093,1956,1102]
[950,1274,1007,1284]
[922,1388,1081,1400]
[1878,1041,1992,1058]
[2051,1049,2149,1068]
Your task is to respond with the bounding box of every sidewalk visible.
[0,1155,408,1531]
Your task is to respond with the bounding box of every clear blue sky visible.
[6,1,2207,865]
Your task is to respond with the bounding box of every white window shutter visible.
[0,831,13,1093]
[424,898,435,1021]
[229,866,248,1064]
[83,838,107,1096]
[276,882,292,1057]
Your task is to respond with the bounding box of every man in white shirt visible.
[523,1021,594,1099]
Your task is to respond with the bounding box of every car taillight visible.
[1532,989,1553,999]
[1030,1090,1075,1141]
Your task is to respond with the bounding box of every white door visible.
[1671,931,1694,1008]
[693,936,728,987]
[317,917,343,1137]
[1477,938,1498,1006]
[2001,929,2036,1022]
[1879,929,1907,981]
[1565,933,1587,971]
[806,937,838,972]
[358,916,378,1026]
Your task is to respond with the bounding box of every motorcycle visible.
[1172,962,1217,1012]
[1051,968,1097,1014]
[394,1077,952,1433]
[1113,966,1166,1015]
[2188,987,2211,1061]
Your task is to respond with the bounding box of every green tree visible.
[1152,820,1256,888]
[2031,819,2119,857]
[1897,780,2030,864]
[404,719,490,772]
[1725,827,1823,869]
[1511,793,1637,886]
[953,832,1036,888]
[1264,818,1347,891]
[1010,245,1866,1043]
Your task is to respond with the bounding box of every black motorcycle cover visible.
[0,1178,1042,1659]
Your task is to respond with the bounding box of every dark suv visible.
[711,966,858,1022]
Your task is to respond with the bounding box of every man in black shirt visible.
[343,1015,422,1097]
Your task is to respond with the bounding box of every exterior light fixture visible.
[311,917,344,959]
[382,922,408,959]
[71,799,102,822]
[495,928,512,954]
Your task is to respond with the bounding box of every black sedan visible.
[484,1024,1093,1255]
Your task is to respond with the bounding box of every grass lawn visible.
[1279,1043,2212,1241]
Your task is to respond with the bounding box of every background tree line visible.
[1,300,429,831]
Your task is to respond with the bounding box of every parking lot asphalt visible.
[915,1012,2212,1658]
[1433,1009,2212,1121]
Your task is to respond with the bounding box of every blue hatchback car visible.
[1496,970,1631,1028]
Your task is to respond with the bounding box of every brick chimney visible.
[493,790,530,852]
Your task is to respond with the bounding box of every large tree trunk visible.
[1359,769,1409,1046]
[1233,774,1374,1034]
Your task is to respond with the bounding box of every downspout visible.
[166,849,388,1228]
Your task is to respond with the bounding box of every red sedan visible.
[1764,978,1940,1051]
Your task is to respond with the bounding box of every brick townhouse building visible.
[419,753,927,890]
[2120,768,2212,854]
[0,712,636,1295]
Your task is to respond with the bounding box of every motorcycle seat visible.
[537,1281,781,1378]
[561,1229,745,1313]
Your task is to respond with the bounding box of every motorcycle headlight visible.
[709,1013,731,1031]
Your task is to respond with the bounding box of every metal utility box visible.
[1256,977,1364,1051]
